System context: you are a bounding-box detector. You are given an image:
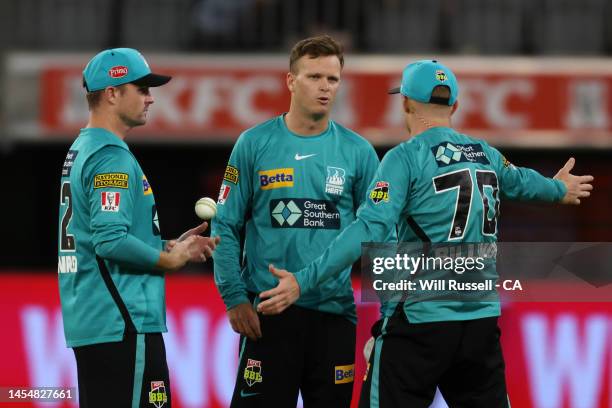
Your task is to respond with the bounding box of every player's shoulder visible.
[72,129,132,166]
[240,116,280,140]
[235,115,281,150]
[330,120,372,147]
[381,141,415,166]
[330,121,378,162]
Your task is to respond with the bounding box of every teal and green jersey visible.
[295,127,567,322]
[57,128,165,347]
[211,115,382,322]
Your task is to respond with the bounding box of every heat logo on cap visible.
[109,66,128,78]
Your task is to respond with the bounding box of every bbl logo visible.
[148,381,168,408]
[370,181,389,204]
[244,359,263,387]
[435,70,447,82]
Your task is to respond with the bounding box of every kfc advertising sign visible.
[1,273,611,408]
[6,54,612,146]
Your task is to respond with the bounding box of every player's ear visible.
[103,86,117,105]
[286,72,295,92]
[402,96,412,114]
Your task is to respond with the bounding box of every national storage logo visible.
[259,168,294,190]
[270,198,340,229]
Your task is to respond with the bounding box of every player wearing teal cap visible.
[260,59,594,407]
[58,48,220,408]
[212,36,389,407]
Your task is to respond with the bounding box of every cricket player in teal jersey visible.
[212,36,386,407]
[259,60,594,407]
[57,48,219,408]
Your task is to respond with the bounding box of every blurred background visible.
[0,0,611,407]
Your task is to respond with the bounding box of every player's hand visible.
[177,221,211,242]
[168,221,221,261]
[257,265,301,315]
[553,157,594,205]
[165,240,177,252]
[170,235,220,267]
[190,235,221,262]
[227,303,262,341]
[165,222,208,251]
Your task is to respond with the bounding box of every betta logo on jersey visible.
[108,65,128,78]
[148,381,168,408]
[218,184,231,205]
[334,364,355,384]
[370,181,389,204]
[243,359,263,387]
[432,142,490,167]
[101,192,121,212]
[259,168,294,190]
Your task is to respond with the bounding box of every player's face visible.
[116,84,154,127]
[288,55,341,119]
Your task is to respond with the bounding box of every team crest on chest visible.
[325,166,345,195]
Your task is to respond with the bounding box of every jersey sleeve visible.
[211,132,254,310]
[352,143,379,209]
[294,146,411,295]
[486,144,566,202]
[84,146,161,269]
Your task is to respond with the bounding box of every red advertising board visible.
[25,56,612,146]
[0,273,610,407]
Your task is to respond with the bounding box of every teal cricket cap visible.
[388,59,458,105]
[82,48,171,92]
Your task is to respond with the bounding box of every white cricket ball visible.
[195,197,217,220]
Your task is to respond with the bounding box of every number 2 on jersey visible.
[433,168,499,240]
[60,182,76,251]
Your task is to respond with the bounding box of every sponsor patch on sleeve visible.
[335,364,355,384]
[218,184,231,205]
[101,191,121,212]
[94,173,129,189]
[224,165,239,184]
[62,150,78,177]
[369,181,389,204]
[143,175,153,195]
[502,155,516,169]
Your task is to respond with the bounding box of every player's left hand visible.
[553,157,594,205]
[257,264,301,315]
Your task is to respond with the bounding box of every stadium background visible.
[0,0,611,407]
